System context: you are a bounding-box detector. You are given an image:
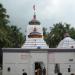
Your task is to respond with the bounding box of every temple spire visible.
[29,5,40,25]
[33,5,36,20]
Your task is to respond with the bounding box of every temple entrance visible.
[34,62,46,75]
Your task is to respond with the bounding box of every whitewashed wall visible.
[3,53,31,75]
[3,52,48,75]
[3,52,75,75]
[48,52,75,75]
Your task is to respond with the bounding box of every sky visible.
[1,0,75,33]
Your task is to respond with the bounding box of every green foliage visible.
[45,23,75,48]
[0,3,25,48]
[0,3,9,25]
[0,24,25,48]
[9,26,25,48]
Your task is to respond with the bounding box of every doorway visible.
[34,62,45,75]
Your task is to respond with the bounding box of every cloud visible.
[1,0,75,33]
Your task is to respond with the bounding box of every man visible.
[58,72,62,75]
[22,69,27,75]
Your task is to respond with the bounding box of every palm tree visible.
[46,23,75,48]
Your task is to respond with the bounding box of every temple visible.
[22,5,48,49]
[2,5,75,75]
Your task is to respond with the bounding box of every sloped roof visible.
[57,37,75,48]
[22,38,49,49]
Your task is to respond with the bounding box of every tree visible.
[45,23,75,48]
[0,3,9,26]
[0,3,10,48]
[0,3,25,48]
[9,26,25,48]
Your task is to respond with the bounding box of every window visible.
[69,59,73,62]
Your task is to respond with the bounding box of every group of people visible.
[35,67,46,75]
[22,67,46,75]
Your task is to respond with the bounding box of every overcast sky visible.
[1,0,75,33]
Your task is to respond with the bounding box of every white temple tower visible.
[22,5,49,49]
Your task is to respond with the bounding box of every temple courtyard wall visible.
[2,48,75,75]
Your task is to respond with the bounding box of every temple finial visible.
[29,5,40,25]
[33,5,36,20]
[33,5,35,11]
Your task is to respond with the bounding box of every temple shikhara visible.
[22,5,48,49]
[2,5,75,75]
